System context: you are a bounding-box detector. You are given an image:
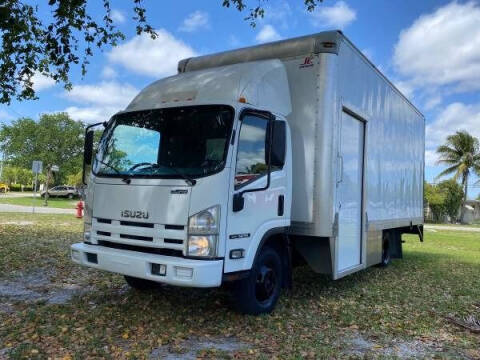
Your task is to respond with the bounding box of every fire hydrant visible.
[76,201,84,218]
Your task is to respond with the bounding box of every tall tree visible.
[437,179,464,223]
[0,112,84,186]
[0,1,324,104]
[436,131,480,223]
[424,182,446,223]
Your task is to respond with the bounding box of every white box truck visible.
[72,31,424,314]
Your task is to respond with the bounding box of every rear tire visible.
[378,231,391,267]
[68,193,74,199]
[124,276,159,291]
[232,246,283,315]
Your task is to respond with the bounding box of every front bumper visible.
[71,243,223,288]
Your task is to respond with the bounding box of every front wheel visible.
[124,276,159,291]
[68,193,74,199]
[232,246,283,315]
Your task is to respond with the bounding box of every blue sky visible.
[1,0,479,198]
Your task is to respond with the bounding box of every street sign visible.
[51,165,59,172]
[32,160,43,174]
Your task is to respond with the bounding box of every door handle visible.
[278,195,284,216]
[337,154,344,184]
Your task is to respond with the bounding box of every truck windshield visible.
[94,105,234,179]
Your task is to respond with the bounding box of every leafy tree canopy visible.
[436,130,480,223]
[424,182,446,223]
[0,113,84,184]
[0,0,323,104]
[437,179,464,222]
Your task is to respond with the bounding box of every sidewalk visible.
[0,192,35,198]
[425,224,480,233]
[0,203,75,214]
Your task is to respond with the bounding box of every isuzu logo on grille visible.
[120,210,149,219]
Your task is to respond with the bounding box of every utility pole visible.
[44,165,51,207]
[0,152,5,181]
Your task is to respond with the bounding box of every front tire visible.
[124,276,159,291]
[68,193,74,199]
[232,246,283,315]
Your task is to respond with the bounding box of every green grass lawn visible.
[0,195,78,209]
[0,213,479,359]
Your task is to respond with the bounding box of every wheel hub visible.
[255,264,276,303]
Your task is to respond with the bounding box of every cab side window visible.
[234,115,269,189]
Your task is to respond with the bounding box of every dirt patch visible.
[149,336,250,359]
[0,270,85,305]
[342,332,467,359]
[0,303,14,314]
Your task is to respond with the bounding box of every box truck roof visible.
[178,30,422,118]
[127,60,291,116]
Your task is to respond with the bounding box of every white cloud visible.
[64,106,119,124]
[424,149,438,167]
[426,102,480,149]
[394,2,480,92]
[262,1,293,29]
[424,95,442,111]
[108,29,196,77]
[63,81,138,107]
[393,79,415,99]
[179,11,209,32]
[0,109,14,122]
[255,25,282,43]
[111,9,126,23]
[61,81,139,124]
[310,1,356,29]
[32,73,56,91]
[101,66,117,79]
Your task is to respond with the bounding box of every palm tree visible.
[436,130,480,223]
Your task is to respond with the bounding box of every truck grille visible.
[98,240,183,257]
[91,217,186,254]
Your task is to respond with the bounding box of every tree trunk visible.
[43,167,51,207]
[460,173,469,224]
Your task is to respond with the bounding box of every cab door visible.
[224,111,288,273]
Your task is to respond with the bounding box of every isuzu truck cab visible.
[72,31,424,315]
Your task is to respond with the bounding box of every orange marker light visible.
[238,97,247,103]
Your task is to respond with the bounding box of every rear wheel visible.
[68,193,74,199]
[232,246,283,315]
[124,276,159,291]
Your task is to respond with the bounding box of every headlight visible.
[188,205,219,234]
[187,206,220,257]
[187,235,218,257]
[84,222,92,243]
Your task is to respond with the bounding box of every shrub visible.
[8,184,33,192]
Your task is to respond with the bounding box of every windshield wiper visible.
[133,163,197,186]
[94,156,132,184]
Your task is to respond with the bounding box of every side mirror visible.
[233,193,245,212]
[266,121,286,168]
[84,130,94,166]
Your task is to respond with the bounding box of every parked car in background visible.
[0,183,9,193]
[41,185,79,199]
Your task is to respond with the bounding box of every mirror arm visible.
[82,121,106,185]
